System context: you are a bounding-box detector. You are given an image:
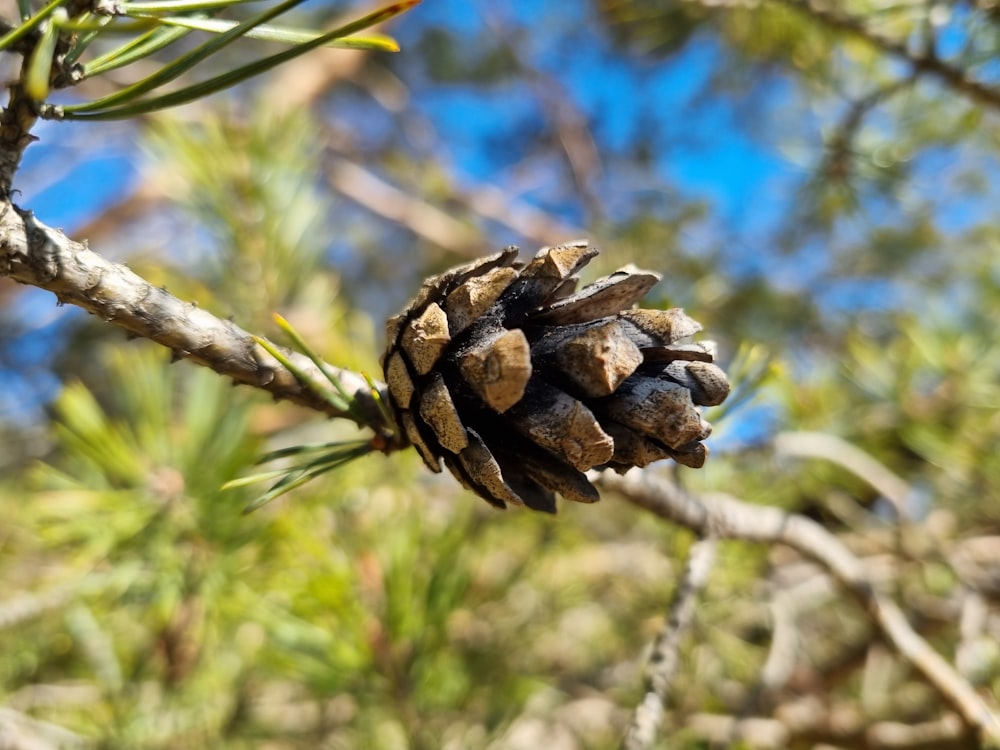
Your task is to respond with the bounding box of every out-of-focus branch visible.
[771,0,1000,111]
[67,177,168,248]
[593,469,1000,743]
[621,534,718,750]
[53,143,583,266]
[774,430,913,519]
[817,76,917,185]
[0,706,93,750]
[325,153,586,254]
[264,37,586,251]
[0,203,392,437]
[687,707,972,749]
[760,570,835,691]
[459,181,585,247]
[62,34,583,259]
[265,46,369,116]
[530,75,602,216]
[757,555,913,705]
[326,156,481,253]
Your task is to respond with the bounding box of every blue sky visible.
[390,0,802,231]
[19,0,810,252]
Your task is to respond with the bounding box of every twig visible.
[457,181,585,248]
[593,469,1000,743]
[621,534,718,750]
[0,202,393,439]
[757,555,905,705]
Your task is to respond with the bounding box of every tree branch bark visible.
[0,201,394,440]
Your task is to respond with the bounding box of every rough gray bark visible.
[0,201,390,435]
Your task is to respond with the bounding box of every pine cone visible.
[381,242,729,513]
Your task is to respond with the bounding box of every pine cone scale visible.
[399,302,451,375]
[400,411,442,473]
[504,380,614,471]
[599,377,711,448]
[443,265,520,335]
[418,372,469,454]
[541,319,645,397]
[445,428,524,508]
[384,350,415,408]
[457,326,532,413]
[532,268,661,325]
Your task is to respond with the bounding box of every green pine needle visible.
[24,7,66,100]
[62,13,117,66]
[59,0,419,118]
[252,333,354,417]
[0,0,67,54]
[150,16,400,52]
[363,370,396,436]
[69,0,310,110]
[83,24,197,78]
[222,308,403,513]
[270,314,362,417]
[120,0,264,13]
[224,439,374,513]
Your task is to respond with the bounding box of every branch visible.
[622,534,718,750]
[593,469,1000,743]
[0,202,393,439]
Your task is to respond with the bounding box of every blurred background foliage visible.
[3,0,1000,747]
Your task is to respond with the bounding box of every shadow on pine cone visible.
[382,242,729,513]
